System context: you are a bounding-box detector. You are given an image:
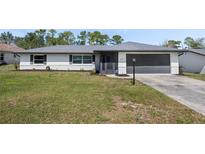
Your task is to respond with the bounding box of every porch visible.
[96,52,118,74]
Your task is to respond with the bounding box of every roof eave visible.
[94,49,188,52]
[17,52,94,54]
[188,50,205,56]
[0,50,17,53]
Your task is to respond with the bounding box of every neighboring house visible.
[179,49,205,74]
[0,44,24,64]
[18,42,185,74]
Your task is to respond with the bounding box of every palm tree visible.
[162,40,181,48]
[184,37,205,49]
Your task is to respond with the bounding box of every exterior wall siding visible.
[118,51,179,74]
[0,52,19,64]
[179,52,205,73]
[20,52,179,74]
[118,52,127,74]
[20,54,95,71]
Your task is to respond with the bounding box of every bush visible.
[90,69,96,75]
[14,64,19,70]
[46,66,51,71]
[179,66,184,75]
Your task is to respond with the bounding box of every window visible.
[0,53,4,61]
[73,56,82,64]
[83,56,92,64]
[31,55,47,64]
[72,55,92,64]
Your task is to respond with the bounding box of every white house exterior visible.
[20,54,97,71]
[179,49,205,74]
[18,42,184,74]
[0,44,24,64]
[0,52,17,64]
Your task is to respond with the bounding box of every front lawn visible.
[183,72,205,81]
[0,65,205,123]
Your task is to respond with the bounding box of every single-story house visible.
[179,49,205,74]
[0,44,24,64]
[17,42,186,74]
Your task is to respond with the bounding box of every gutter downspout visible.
[178,50,188,56]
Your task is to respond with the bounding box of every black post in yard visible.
[132,58,136,85]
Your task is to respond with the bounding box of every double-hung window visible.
[72,55,92,64]
[0,53,4,61]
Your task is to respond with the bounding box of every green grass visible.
[0,65,205,124]
[183,72,205,81]
[0,64,16,71]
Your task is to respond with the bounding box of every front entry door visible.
[101,55,111,71]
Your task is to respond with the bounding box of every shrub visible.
[90,69,96,75]
[14,64,19,70]
[179,66,184,75]
[46,66,51,71]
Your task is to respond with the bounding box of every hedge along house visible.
[18,42,186,74]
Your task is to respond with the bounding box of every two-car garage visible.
[126,54,171,74]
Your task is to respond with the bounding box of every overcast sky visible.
[0,29,205,45]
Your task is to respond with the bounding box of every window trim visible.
[32,54,47,65]
[72,55,93,65]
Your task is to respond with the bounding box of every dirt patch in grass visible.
[103,96,162,123]
[102,96,135,123]
[103,96,203,124]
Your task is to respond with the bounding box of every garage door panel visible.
[126,54,170,74]
[127,66,170,73]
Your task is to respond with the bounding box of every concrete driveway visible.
[135,75,205,116]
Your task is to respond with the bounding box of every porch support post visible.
[170,52,179,74]
[118,52,127,74]
[100,62,102,74]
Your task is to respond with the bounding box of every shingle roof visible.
[18,42,186,54]
[94,42,186,52]
[19,45,110,54]
[0,44,24,52]
[189,49,205,56]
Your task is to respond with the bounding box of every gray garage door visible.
[126,54,170,74]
